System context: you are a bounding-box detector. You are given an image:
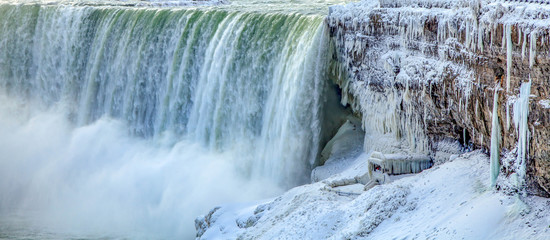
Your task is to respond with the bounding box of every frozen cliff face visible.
[327,0,550,196]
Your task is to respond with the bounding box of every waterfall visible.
[0,2,331,238]
[0,3,329,186]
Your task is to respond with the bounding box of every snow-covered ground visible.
[197,148,550,239]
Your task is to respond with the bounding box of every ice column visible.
[522,32,527,60]
[490,88,501,187]
[513,79,531,189]
[506,24,512,92]
[529,31,537,69]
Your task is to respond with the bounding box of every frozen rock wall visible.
[327,0,550,196]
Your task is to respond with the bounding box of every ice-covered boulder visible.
[368,152,433,179]
[195,207,221,238]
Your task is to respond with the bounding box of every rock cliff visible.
[327,0,550,196]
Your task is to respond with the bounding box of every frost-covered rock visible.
[367,152,432,177]
[327,0,550,196]
[195,207,221,238]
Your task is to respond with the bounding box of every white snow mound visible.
[197,151,550,240]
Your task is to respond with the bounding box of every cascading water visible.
[0,1,338,238]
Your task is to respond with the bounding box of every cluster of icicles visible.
[327,3,539,189]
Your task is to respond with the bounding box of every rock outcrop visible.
[327,0,550,196]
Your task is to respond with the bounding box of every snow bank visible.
[197,150,550,239]
[197,180,410,239]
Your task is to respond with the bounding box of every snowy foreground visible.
[197,149,550,239]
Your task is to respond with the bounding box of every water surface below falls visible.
[0,0,345,238]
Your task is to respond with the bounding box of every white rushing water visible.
[0,1,342,238]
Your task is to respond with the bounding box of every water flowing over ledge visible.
[0,3,332,186]
[0,2,337,238]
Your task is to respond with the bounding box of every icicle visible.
[480,134,483,145]
[438,18,446,43]
[489,23,496,48]
[463,128,467,146]
[506,24,512,92]
[477,24,484,52]
[517,28,522,45]
[506,101,510,131]
[501,24,506,51]
[529,31,537,68]
[475,99,479,117]
[466,21,471,50]
[490,88,501,188]
[513,78,531,191]
[521,31,527,60]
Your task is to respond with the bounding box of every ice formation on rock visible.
[513,79,531,190]
[367,152,432,179]
[327,0,550,194]
[522,31,527,60]
[506,24,512,92]
[529,30,537,69]
[490,88,501,188]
